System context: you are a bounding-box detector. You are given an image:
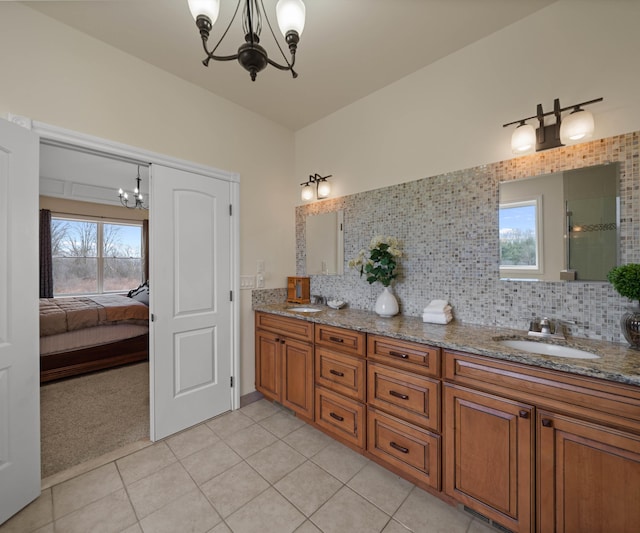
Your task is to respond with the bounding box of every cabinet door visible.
[444,384,534,533]
[281,338,314,419]
[255,330,281,401]
[538,411,640,533]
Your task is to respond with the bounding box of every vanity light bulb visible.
[317,180,331,199]
[301,185,314,201]
[560,108,595,145]
[511,123,536,154]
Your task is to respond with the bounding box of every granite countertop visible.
[254,303,640,387]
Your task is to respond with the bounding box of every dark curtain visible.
[143,218,149,282]
[39,209,54,298]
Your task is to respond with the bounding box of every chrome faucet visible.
[528,317,560,338]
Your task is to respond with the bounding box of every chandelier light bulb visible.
[187,0,220,23]
[276,0,306,37]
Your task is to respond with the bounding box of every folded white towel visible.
[424,300,451,313]
[422,313,452,324]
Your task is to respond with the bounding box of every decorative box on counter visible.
[287,276,310,303]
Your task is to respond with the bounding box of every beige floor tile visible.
[208,522,232,533]
[310,441,369,483]
[381,519,412,532]
[348,462,413,515]
[52,463,123,519]
[240,399,282,421]
[294,520,322,533]
[116,442,177,486]
[53,488,137,533]
[206,410,254,439]
[468,518,500,532]
[275,461,342,517]
[226,487,305,533]
[200,461,270,518]
[165,423,220,460]
[31,524,54,533]
[393,487,472,533]
[246,440,306,484]
[126,461,197,519]
[259,411,305,438]
[121,524,143,533]
[310,486,390,533]
[282,424,334,458]
[0,488,52,533]
[223,423,278,458]
[139,487,221,533]
[180,440,243,485]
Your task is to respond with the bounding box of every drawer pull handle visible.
[329,369,345,377]
[329,336,344,343]
[329,412,344,422]
[519,410,529,419]
[389,351,409,359]
[389,390,409,400]
[390,441,409,454]
[541,418,553,428]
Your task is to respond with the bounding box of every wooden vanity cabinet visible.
[314,324,367,450]
[255,312,314,420]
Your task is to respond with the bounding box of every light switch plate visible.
[240,276,256,289]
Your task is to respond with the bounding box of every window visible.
[499,198,541,271]
[52,216,143,296]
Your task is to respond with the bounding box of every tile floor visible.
[1,400,499,533]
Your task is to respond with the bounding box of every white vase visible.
[375,286,399,317]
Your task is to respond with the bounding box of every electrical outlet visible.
[240,276,256,289]
[256,274,265,288]
[256,260,265,273]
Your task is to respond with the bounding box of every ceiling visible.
[24,0,557,132]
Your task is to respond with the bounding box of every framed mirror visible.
[305,211,344,275]
[499,163,619,281]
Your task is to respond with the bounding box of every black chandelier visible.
[118,166,148,210]
[188,0,306,81]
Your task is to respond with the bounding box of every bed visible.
[39,293,149,382]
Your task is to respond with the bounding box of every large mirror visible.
[306,211,344,275]
[499,163,619,281]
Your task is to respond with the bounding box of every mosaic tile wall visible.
[294,132,640,343]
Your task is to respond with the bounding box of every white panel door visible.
[150,164,232,440]
[0,119,41,524]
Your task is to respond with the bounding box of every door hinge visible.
[150,313,156,322]
[229,204,232,216]
[230,290,233,302]
[230,376,234,388]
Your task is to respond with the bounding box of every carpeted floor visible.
[40,362,149,478]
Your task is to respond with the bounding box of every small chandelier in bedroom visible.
[187,0,306,81]
[118,166,148,210]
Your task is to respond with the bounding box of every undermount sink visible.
[498,339,600,359]
[287,306,322,313]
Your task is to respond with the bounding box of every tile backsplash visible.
[294,131,640,343]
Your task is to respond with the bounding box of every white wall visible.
[295,0,640,199]
[0,3,296,396]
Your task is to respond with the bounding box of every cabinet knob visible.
[541,418,553,428]
[280,339,285,344]
[518,410,529,419]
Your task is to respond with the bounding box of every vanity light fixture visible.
[504,97,603,154]
[300,173,332,201]
[118,166,148,209]
[187,0,306,82]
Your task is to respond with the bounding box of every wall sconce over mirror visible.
[301,173,332,201]
[504,97,603,154]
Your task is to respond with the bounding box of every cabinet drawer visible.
[315,324,366,357]
[367,362,440,431]
[367,407,440,490]
[368,335,440,377]
[315,386,366,449]
[256,312,314,342]
[316,347,366,402]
